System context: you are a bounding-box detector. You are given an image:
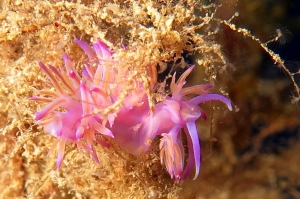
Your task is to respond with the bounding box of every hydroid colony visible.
[0,0,237,198]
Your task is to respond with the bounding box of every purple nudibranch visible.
[32,39,232,181]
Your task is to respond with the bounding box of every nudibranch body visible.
[32,39,232,182]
